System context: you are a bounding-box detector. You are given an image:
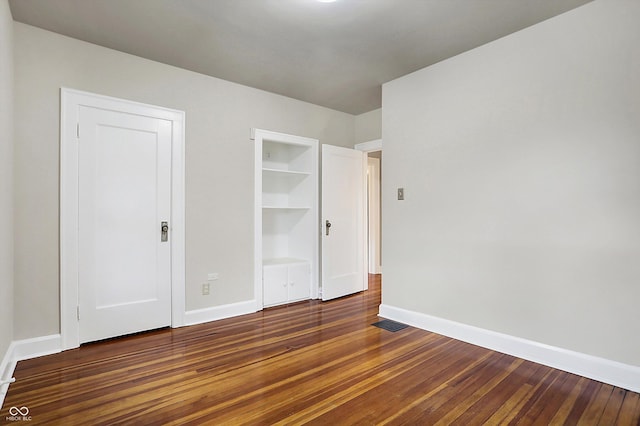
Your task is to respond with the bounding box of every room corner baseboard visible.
[378,304,640,393]
[1,334,62,408]
[184,300,257,327]
[10,334,62,362]
[0,344,16,409]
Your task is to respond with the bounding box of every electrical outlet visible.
[202,283,210,295]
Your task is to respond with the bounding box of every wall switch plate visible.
[397,188,405,200]
[202,283,210,295]
[207,273,219,281]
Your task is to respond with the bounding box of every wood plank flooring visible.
[2,275,639,425]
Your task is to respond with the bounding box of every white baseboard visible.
[1,334,62,408]
[378,304,640,393]
[0,343,16,409]
[184,300,257,326]
[10,334,62,362]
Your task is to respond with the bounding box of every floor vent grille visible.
[371,319,409,332]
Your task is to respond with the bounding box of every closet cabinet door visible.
[288,263,310,302]
[263,265,288,307]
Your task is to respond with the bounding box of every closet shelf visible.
[263,257,309,266]
[262,205,311,210]
[263,167,311,176]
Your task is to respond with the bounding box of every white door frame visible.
[60,88,186,350]
[355,139,383,276]
[354,139,382,153]
[367,157,382,274]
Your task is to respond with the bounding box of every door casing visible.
[355,139,383,276]
[60,88,186,350]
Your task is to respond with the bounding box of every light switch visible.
[397,188,404,200]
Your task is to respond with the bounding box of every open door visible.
[321,144,367,300]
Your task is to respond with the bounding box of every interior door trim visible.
[354,138,382,153]
[60,88,186,350]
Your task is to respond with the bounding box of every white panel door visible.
[321,144,367,301]
[78,106,172,343]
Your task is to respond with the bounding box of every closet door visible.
[263,264,288,307]
[288,262,311,302]
[78,106,172,344]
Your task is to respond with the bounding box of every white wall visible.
[13,23,355,339]
[382,0,640,366]
[0,0,14,368]
[355,108,381,144]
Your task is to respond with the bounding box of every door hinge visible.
[76,123,80,139]
[77,305,80,321]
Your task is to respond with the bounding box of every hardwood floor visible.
[2,275,639,425]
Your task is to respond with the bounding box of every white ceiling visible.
[9,0,592,115]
